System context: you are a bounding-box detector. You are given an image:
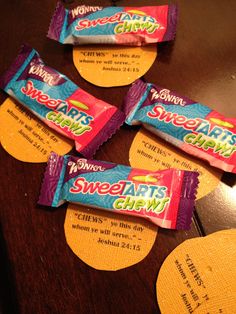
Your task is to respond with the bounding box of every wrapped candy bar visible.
[47,2,178,46]
[0,44,125,158]
[38,152,199,230]
[124,80,236,173]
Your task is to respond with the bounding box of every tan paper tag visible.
[156,230,236,314]
[0,98,73,162]
[129,129,222,199]
[64,204,158,271]
[73,44,157,87]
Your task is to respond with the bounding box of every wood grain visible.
[0,1,235,313]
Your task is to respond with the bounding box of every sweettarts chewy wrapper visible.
[47,2,178,46]
[38,152,199,230]
[0,44,125,158]
[124,80,236,173]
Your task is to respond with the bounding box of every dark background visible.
[0,1,235,313]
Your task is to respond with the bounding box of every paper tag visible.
[73,45,157,87]
[156,229,236,314]
[0,98,73,162]
[64,204,158,271]
[129,129,222,199]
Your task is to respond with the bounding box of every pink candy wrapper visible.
[0,44,125,158]
[48,2,178,46]
[124,80,236,173]
[38,152,199,230]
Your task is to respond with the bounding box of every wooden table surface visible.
[0,1,235,313]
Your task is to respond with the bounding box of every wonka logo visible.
[68,159,106,174]
[71,5,102,18]
[29,63,55,86]
[151,88,186,106]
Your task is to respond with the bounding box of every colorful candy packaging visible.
[124,80,236,173]
[47,2,177,46]
[0,44,125,158]
[38,152,199,230]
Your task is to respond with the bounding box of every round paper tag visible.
[129,129,222,199]
[64,204,158,271]
[156,229,236,314]
[0,98,73,162]
[73,44,157,87]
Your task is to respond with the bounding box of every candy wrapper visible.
[0,44,125,158]
[47,2,178,46]
[124,80,236,173]
[38,152,199,230]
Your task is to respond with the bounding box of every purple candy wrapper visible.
[47,2,178,46]
[0,44,125,158]
[124,79,236,173]
[39,152,199,230]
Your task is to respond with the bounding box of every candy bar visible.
[38,152,199,230]
[124,80,236,173]
[47,2,178,46]
[0,44,125,158]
